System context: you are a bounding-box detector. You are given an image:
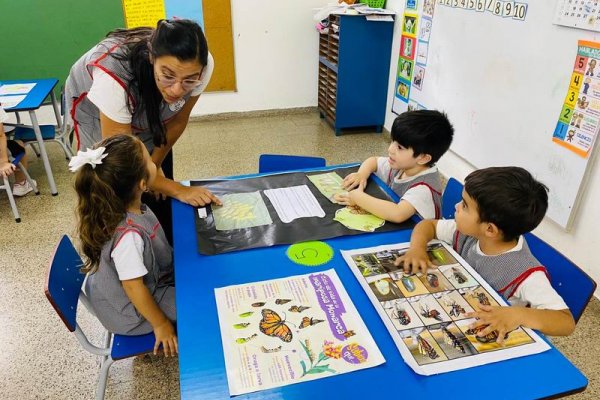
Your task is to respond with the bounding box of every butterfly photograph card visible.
[214,269,385,395]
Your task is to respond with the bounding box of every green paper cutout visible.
[333,206,385,232]
[287,241,334,267]
[307,172,347,203]
[213,192,272,231]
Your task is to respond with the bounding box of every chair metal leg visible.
[3,176,21,222]
[96,356,115,400]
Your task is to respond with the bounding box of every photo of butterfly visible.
[252,302,266,307]
[299,316,325,329]
[259,309,293,342]
[260,345,282,353]
[288,305,310,313]
[275,299,292,305]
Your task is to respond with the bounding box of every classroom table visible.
[173,168,588,400]
[0,78,62,195]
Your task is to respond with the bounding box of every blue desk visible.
[0,79,62,195]
[173,172,588,400]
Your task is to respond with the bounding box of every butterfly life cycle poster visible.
[341,241,550,375]
[215,269,385,395]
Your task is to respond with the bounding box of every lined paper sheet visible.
[0,83,36,95]
[264,185,326,223]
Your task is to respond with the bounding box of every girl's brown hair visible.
[74,135,148,274]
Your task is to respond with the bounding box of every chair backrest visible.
[258,154,326,173]
[44,235,85,332]
[441,177,463,219]
[525,233,596,322]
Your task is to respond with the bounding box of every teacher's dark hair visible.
[107,19,208,148]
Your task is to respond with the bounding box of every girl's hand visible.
[394,247,434,274]
[342,172,368,191]
[176,185,222,207]
[153,319,178,357]
[0,161,15,178]
[466,305,523,345]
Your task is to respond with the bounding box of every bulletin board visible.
[393,1,600,229]
[122,0,236,92]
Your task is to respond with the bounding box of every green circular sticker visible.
[286,241,334,267]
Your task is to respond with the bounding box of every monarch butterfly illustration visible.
[289,305,310,313]
[299,316,325,329]
[259,309,293,342]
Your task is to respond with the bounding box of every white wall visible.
[383,1,600,297]
[191,0,329,116]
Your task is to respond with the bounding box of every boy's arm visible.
[468,305,575,343]
[345,191,417,223]
[395,219,439,273]
[122,278,178,356]
[342,156,379,190]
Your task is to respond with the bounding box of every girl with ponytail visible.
[72,134,177,357]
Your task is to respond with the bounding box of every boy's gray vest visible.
[385,169,443,219]
[453,232,548,300]
[65,38,193,152]
[85,206,174,335]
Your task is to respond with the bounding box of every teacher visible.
[65,19,220,242]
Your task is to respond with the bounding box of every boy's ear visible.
[139,179,148,192]
[483,222,502,239]
[416,153,432,165]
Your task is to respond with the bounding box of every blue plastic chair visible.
[258,154,326,173]
[45,235,155,400]
[441,177,463,219]
[525,233,596,322]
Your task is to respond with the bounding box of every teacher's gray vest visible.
[66,37,193,152]
[452,232,548,300]
[385,169,442,219]
[85,205,174,335]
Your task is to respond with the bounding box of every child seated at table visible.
[397,166,576,342]
[0,105,35,196]
[72,134,177,357]
[334,110,454,223]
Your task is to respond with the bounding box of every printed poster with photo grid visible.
[341,241,550,375]
[553,40,600,157]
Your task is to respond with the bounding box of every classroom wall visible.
[190,0,329,116]
[383,0,600,298]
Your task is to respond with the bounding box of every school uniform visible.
[85,205,176,335]
[375,156,443,219]
[436,220,568,310]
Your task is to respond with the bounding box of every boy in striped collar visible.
[398,167,575,342]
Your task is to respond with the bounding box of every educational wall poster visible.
[393,0,437,114]
[437,0,528,21]
[554,0,600,32]
[553,40,600,158]
[341,241,550,375]
[215,269,385,395]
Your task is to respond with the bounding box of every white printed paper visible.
[0,83,36,96]
[264,185,326,223]
[0,95,26,109]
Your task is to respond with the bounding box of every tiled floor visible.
[0,110,598,399]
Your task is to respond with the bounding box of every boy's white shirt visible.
[0,105,7,123]
[87,52,215,124]
[111,231,148,280]
[375,156,438,219]
[436,219,568,311]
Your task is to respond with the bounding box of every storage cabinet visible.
[318,14,394,135]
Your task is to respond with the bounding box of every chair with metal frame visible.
[44,235,156,400]
[258,154,326,173]
[0,150,39,222]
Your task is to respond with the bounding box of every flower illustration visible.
[299,340,340,377]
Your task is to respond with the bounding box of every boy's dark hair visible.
[464,166,549,242]
[391,110,454,166]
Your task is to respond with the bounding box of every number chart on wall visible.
[394,1,600,229]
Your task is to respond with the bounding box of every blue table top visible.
[173,176,587,400]
[0,78,58,111]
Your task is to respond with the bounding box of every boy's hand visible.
[153,319,178,357]
[334,189,358,206]
[342,172,368,191]
[467,305,522,345]
[176,185,222,207]
[0,161,16,178]
[394,247,434,274]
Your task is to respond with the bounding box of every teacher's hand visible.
[176,185,222,207]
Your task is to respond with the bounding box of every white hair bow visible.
[68,147,108,172]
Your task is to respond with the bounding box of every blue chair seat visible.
[13,125,56,141]
[111,332,156,360]
[258,154,326,173]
